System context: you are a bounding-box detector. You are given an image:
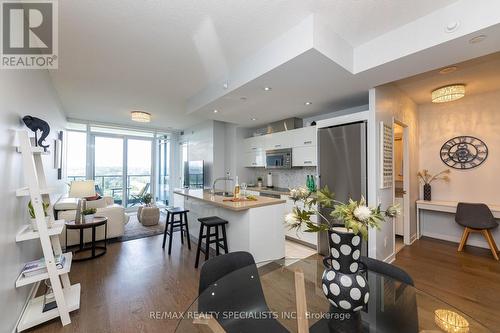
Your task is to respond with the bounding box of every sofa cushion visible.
[54,197,79,210]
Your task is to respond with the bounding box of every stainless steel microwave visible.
[266,149,292,169]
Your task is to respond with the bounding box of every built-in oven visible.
[265,148,292,169]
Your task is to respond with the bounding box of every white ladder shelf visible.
[15,130,80,332]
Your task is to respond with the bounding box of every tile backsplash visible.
[246,167,317,189]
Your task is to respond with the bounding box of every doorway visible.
[393,121,410,251]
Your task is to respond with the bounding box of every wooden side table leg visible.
[92,226,96,258]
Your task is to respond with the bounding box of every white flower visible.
[289,186,310,201]
[285,212,299,225]
[353,205,371,221]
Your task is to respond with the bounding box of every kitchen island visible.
[173,189,286,262]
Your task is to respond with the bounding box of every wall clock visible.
[440,136,488,169]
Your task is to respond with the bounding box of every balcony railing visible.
[68,174,147,205]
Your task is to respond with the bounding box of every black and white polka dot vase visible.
[321,227,369,312]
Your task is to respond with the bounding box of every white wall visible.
[371,84,419,261]
[418,90,500,248]
[0,70,66,332]
[181,120,244,187]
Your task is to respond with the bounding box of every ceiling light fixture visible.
[251,118,257,121]
[213,109,219,113]
[469,35,487,44]
[431,84,465,103]
[439,66,458,75]
[304,101,312,106]
[445,21,460,33]
[131,111,151,122]
[263,87,272,91]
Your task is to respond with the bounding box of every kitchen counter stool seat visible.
[195,216,228,268]
[162,207,191,254]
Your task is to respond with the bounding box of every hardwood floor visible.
[27,235,200,333]
[26,235,500,332]
[394,237,500,332]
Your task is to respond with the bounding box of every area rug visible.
[111,212,166,243]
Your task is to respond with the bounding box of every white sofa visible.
[55,196,129,246]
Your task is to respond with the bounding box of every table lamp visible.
[69,180,96,223]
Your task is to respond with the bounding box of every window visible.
[66,131,87,181]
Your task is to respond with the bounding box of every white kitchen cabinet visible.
[292,146,317,167]
[244,151,265,167]
[243,127,318,168]
[244,136,264,152]
[264,131,291,151]
[283,195,318,246]
[293,126,317,147]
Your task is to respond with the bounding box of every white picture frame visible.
[380,121,393,189]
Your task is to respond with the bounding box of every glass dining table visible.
[175,258,491,333]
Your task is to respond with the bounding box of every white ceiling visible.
[394,52,500,105]
[203,49,369,126]
[49,0,461,130]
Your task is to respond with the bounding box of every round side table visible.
[65,216,108,261]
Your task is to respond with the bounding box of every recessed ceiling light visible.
[432,84,465,103]
[304,101,312,106]
[251,118,257,121]
[213,109,219,113]
[469,35,487,44]
[263,87,272,91]
[445,21,460,33]
[439,66,458,75]
[131,111,151,123]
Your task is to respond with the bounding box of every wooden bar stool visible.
[195,216,228,268]
[162,207,191,255]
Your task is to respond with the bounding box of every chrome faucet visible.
[212,176,234,196]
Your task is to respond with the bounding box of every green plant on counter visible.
[82,208,97,216]
[28,200,49,219]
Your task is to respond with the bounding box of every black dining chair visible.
[456,202,499,260]
[198,251,289,333]
[360,256,414,286]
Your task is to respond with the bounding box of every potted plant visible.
[82,208,97,223]
[28,200,51,231]
[257,177,263,188]
[417,169,450,201]
[137,193,159,226]
[285,186,399,312]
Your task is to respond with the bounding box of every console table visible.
[416,200,500,238]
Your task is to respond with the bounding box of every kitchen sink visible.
[213,191,234,197]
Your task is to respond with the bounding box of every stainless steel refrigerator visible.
[317,121,368,256]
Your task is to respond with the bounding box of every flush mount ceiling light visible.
[469,35,487,44]
[131,111,151,122]
[263,87,272,91]
[431,84,465,103]
[213,109,219,113]
[304,101,312,106]
[251,118,257,121]
[439,66,458,75]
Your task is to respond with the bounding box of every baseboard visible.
[409,234,417,245]
[285,236,317,249]
[383,252,396,264]
[423,231,490,249]
[13,281,40,333]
